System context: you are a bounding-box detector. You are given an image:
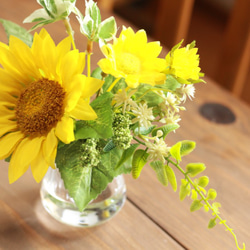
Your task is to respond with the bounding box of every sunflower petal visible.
[55,116,75,144]
[8,136,44,183]
[69,99,97,120]
[0,131,24,159]
[43,129,58,168]
[31,150,50,183]
[81,77,104,99]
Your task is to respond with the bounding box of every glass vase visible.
[40,167,126,227]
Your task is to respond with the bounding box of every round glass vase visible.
[40,168,126,227]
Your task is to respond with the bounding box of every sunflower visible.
[0,29,103,183]
[98,26,166,89]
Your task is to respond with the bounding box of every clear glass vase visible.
[40,168,126,227]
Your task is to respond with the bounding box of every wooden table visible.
[0,1,250,249]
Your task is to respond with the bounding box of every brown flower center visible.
[16,78,66,137]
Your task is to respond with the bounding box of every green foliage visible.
[134,126,156,136]
[0,19,33,47]
[185,163,206,177]
[75,92,113,139]
[179,179,191,201]
[207,189,217,200]
[208,218,217,229]
[132,149,149,179]
[197,176,209,188]
[190,200,203,212]
[152,124,179,139]
[78,0,116,42]
[165,165,177,191]
[180,140,196,156]
[170,142,182,162]
[150,161,168,186]
[170,140,196,162]
[56,140,135,211]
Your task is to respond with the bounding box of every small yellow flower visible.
[0,29,103,183]
[165,41,202,83]
[98,27,166,88]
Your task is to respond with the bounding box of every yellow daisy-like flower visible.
[98,26,166,88]
[165,41,202,82]
[0,29,103,184]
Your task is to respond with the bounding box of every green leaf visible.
[56,140,93,211]
[197,176,209,188]
[150,161,168,186]
[179,179,191,201]
[161,74,181,91]
[0,19,33,47]
[170,142,182,162]
[115,144,139,170]
[103,140,116,152]
[134,84,163,107]
[207,189,217,200]
[75,92,113,139]
[56,140,134,211]
[165,165,177,191]
[190,200,203,212]
[186,163,206,177]
[132,149,149,179]
[134,125,156,136]
[180,140,196,157]
[152,124,179,139]
[191,189,198,200]
[91,66,103,80]
[98,16,117,41]
[208,218,217,229]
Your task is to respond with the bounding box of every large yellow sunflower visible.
[0,29,103,183]
[98,27,166,88]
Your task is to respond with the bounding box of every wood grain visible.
[0,1,250,249]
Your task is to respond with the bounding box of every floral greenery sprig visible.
[0,0,245,249]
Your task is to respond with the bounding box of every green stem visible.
[167,158,245,250]
[107,77,121,92]
[63,17,76,50]
[133,136,146,146]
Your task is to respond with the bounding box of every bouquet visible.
[0,0,244,249]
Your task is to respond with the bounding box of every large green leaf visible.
[0,19,33,47]
[75,92,113,139]
[56,141,135,211]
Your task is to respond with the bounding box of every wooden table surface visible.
[0,1,250,249]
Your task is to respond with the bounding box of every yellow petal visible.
[42,129,58,168]
[31,149,49,183]
[0,131,24,159]
[69,98,97,120]
[64,74,85,112]
[81,77,104,99]
[0,121,18,138]
[55,116,75,144]
[8,136,44,183]
[60,50,85,84]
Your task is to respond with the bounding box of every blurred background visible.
[98,0,250,105]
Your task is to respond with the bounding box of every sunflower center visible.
[117,52,141,75]
[16,78,66,137]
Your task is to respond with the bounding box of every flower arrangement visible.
[0,0,245,249]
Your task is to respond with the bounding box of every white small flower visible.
[113,89,137,113]
[145,138,170,163]
[131,102,154,129]
[159,110,181,128]
[178,84,195,102]
[165,92,177,106]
